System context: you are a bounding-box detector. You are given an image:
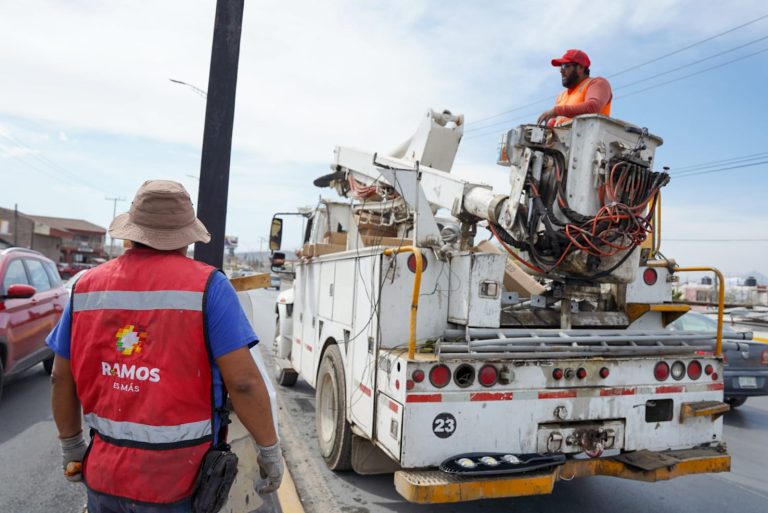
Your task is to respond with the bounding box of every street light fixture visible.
[169,78,207,99]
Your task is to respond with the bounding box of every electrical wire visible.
[607,13,768,78]
[0,132,104,192]
[670,151,768,173]
[673,159,768,179]
[612,33,768,89]
[618,46,768,99]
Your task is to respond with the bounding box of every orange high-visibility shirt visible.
[551,77,612,126]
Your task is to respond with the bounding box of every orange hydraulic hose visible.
[648,263,725,356]
[383,246,422,360]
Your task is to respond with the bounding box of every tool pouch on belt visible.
[192,448,239,513]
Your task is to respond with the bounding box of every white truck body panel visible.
[447,252,506,328]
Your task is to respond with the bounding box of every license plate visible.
[739,376,757,389]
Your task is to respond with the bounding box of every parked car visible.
[270,274,281,290]
[0,248,68,400]
[668,311,768,408]
[57,261,94,280]
[63,268,89,296]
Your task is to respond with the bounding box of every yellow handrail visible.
[653,193,662,258]
[383,246,423,360]
[648,263,725,356]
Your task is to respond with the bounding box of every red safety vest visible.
[70,248,217,504]
[552,77,612,126]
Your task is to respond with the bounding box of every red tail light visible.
[552,368,563,380]
[478,365,498,387]
[643,268,658,285]
[412,369,425,383]
[704,364,714,376]
[762,350,768,365]
[712,372,719,380]
[687,360,702,380]
[407,254,428,273]
[599,367,610,379]
[429,364,451,388]
[406,379,414,390]
[654,361,670,381]
[576,368,587,379]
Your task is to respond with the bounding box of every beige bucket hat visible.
[109,180,211,250]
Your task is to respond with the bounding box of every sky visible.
[1,0,767,278]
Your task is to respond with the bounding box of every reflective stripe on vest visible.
[84,413,212,445]
[553,77,611,126]
[73,290,204,312]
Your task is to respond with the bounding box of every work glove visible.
[255,442,284,495]
[60,432,88,482]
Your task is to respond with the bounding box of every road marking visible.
[276,456,305,513]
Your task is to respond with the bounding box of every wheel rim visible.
[318,370,337,446]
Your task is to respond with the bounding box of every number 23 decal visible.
[432,413,457,438]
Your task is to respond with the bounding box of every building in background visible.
[28,215,106,266]
[674,275,767,307]
[0,206,61,261]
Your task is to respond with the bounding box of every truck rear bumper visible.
[394,446,730,504]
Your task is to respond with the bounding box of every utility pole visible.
[13,204,18,246]
[194,0,244,269]
[105,196,126,258]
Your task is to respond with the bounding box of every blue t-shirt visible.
[46,271,258,442]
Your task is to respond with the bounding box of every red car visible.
[0,248,68,400]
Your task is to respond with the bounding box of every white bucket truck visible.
[268,110,739,503]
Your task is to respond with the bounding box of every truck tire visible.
[316,345,352,470]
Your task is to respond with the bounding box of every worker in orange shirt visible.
[537,49,612,127]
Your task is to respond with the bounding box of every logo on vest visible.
[115,324,147,355]
[103,324,159,393]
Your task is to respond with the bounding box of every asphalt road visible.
[243,290,768,513]
[0,364,86,512]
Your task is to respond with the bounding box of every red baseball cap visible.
[551,49,591,68]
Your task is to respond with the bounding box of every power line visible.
[607,13,768,78]
[618,46,768,99]
[670,151,768,173]
[613,33,768,89]
[673,159,768,179]
[466,13,768,131]
[0,131,102,192]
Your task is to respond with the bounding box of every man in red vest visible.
[537,49,613,127]
[48,180,283,512]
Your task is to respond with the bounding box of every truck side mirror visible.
[269,217,283,251]
[271,251,286,271]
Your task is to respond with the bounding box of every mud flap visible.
[351,435,401,475]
